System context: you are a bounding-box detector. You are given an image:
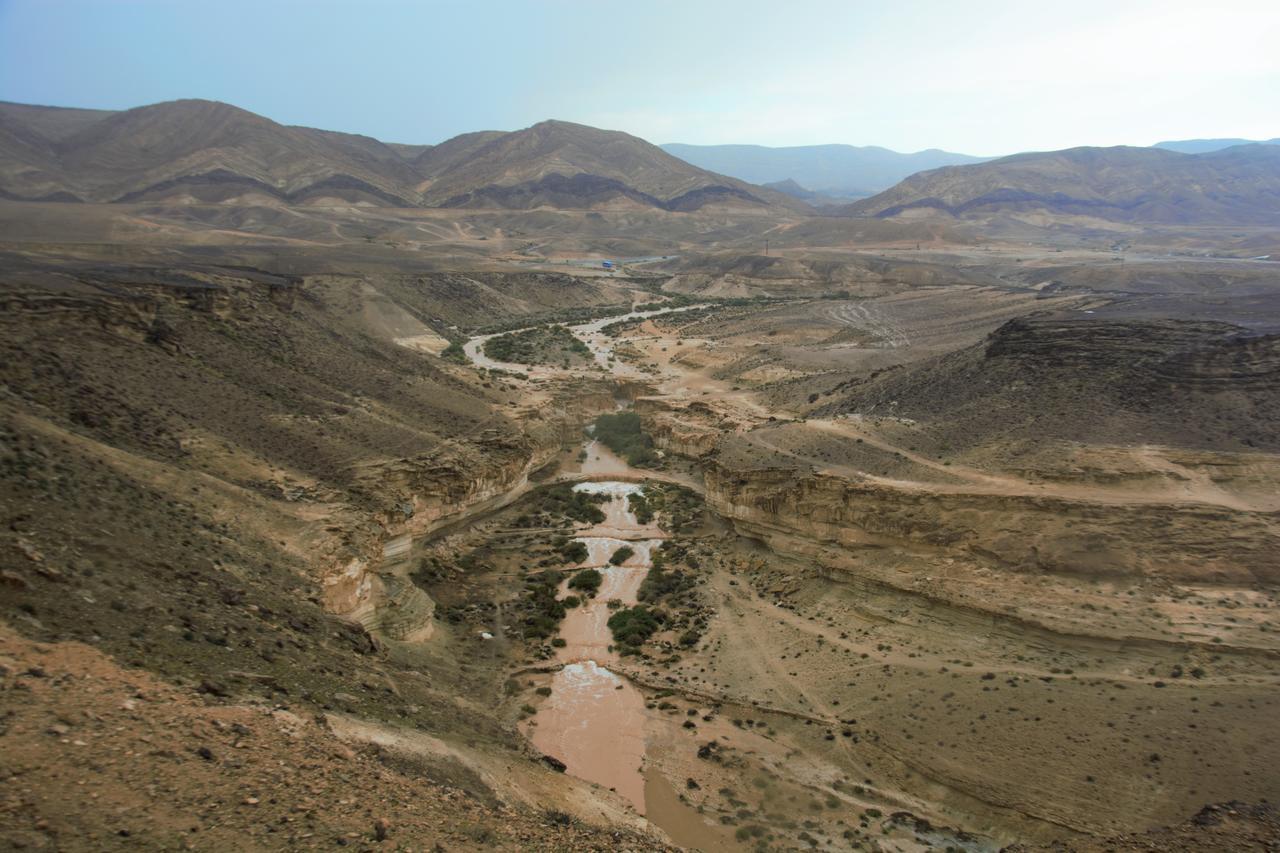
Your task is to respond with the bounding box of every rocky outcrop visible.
[635,397,756,460]
[825,316,1280,452]
[324,384,624,638]
[704,463,1280,584]
[985,317,1280,389]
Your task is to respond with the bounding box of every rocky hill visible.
[0,99,424,206]
[422,120,800,211]
[0,100,798,212]
[844,144,1280,225]
[816,314,1280,452]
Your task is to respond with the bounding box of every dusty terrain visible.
[0,171,1278,853]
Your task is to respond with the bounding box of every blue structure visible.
[601,260,615,270]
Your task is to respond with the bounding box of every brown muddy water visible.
[529,481,658,811]
[524,480,737,849]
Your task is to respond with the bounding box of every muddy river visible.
[463,302,708,377]
[527,481,661,812]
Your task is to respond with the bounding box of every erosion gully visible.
[467,305,732,848]
[528,479,660,810]
[524,449,727,850]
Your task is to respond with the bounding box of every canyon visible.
[1,99,1279,852]
[4,236,1279,850]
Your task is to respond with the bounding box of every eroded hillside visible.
[1,205,1278,852]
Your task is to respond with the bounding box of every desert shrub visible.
[483,325,589,365]
[532,484,607,524]
[592,412,657,467]
[559,539,588,563]
[607,605,664,648]
[568,568,602,593]
[628,490,654,524]
[609,545,634,565]
[441,341,468,363]
[639,559,695,603]
[522,570,565,639]
[635,484,702,532]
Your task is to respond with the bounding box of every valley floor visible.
[2,237,1278,851]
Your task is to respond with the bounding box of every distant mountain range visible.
[660,142,989,199]
[0,99,802,213]
[3,98,1279,226]
[845,144,1280,225]
[1154,138,1280,154]
[761,178,843,205]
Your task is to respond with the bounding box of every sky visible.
[1,0,1278,156]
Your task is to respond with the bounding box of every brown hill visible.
[0,99,422,205]
[844,145,1280,225]
[0,100,800,212]
[419,119,798,211]
[815,314,1280,453]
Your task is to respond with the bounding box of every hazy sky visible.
[2,0,1277,155]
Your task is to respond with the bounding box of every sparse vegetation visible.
[520,569,566,640]
[441,341,468,363]
[483,325,590,365]
[529,484,608,525]
[591,412,657,467]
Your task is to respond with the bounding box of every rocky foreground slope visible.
[0,258,663,848]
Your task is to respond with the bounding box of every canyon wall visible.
[704,463,1280,584]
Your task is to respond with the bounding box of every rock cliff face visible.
[636,399,726,459]
[325,429,558,636]
[984,317,1280,386]
[704,463,1279,584]
[636,397,759,460]
[324,383,623,638]
[823,316,1280,452]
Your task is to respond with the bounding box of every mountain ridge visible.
[843,143,1280,225]
[1155,137,1280,154]
[0,99,802,213]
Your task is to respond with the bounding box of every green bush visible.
[607,605,665,648]
[568,568,602,593]
[639,559,695,603]
[630,483,702,532]
[559,539,588,563]
[592,412,658,467]
[441,341,468,363]
[522,570,566,639]
[628,491,654,524]
[609,545,634,566]
[483,325,590,365]
[532,484,606,524]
